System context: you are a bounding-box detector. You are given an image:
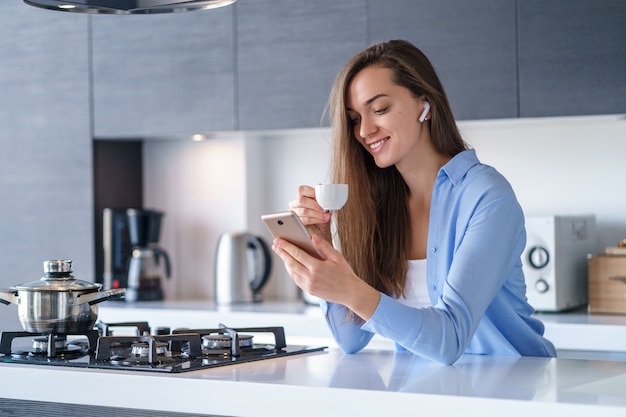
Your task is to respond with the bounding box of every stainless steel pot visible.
[0,259,125,334]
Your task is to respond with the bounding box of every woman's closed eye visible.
[349,107,387,124]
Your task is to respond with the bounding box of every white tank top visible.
[398,259,430,307]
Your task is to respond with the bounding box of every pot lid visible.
[23,0,236,14]
[15,260,101,292]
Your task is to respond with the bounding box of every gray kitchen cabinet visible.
[518,0,626,117]
[369,0,518,121]
[0,3,93,290]
[91,8,236,138]
[90,0,625,134]
[236,0,367,130]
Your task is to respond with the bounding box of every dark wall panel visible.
[92,140,143,283]
[369,0,518,120]
[91,9,236,137]
[237,0,368,129]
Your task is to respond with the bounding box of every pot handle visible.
[0,288,18,305]
[77,288,126,306]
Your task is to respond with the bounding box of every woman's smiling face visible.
[346,66,428,169]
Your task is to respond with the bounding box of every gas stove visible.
[0,321,326,373]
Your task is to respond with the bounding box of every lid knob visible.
[43,260,73,275]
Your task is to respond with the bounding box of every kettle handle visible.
[246,235,272,294]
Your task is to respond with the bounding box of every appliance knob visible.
[535,278,549,293]
[528,246,550,269]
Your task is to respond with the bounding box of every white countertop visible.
[1,348,626,416]
[535,309,626,353]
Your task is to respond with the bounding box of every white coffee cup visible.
[315,184,348,211]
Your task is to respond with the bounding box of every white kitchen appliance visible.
[523,215,596,312]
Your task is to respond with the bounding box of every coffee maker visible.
[102,208,171,301]
[125,208,171,302]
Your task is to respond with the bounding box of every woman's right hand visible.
[288,185,332,239]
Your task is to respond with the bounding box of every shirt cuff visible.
[361,292,424,347]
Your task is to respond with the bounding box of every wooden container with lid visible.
[588,248,626,314]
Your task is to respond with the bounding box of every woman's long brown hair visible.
[326,40,467,302]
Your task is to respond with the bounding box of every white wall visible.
[143,114,626,302]
[461,114,626,248]
[142,129,332,302]
[252,128,332,300]
[143,136,248,300]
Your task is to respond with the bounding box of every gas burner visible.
[0,330,99,358]
[109,346,182,367]
[11,341,88,361]
[96,333,202,365]
[131,341,169,357]
[26,336,89,359]
[32,335,68,353]
[202,334,254,350]
[173,324,288,357]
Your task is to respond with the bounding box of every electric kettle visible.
[214,232,272,304]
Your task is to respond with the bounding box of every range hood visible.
[23,0,236,14]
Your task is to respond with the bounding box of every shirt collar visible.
[439,149,480,185]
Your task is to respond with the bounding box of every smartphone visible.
[261,211,323,259]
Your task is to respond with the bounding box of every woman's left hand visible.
[271,234,380,320]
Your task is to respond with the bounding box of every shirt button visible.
[430,284,437,292]
[431,247,437,253]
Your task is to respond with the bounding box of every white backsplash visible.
[143,114,626,302]
[461,114,626,247]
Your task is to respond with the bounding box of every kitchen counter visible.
[535,309,626,353]
[2,301,626,416]
[1,348,626,416]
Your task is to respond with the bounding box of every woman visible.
[271,40,556,365]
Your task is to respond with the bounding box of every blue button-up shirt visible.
[320,149,556,365]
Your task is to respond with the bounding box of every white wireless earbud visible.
[419,101,430,122]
